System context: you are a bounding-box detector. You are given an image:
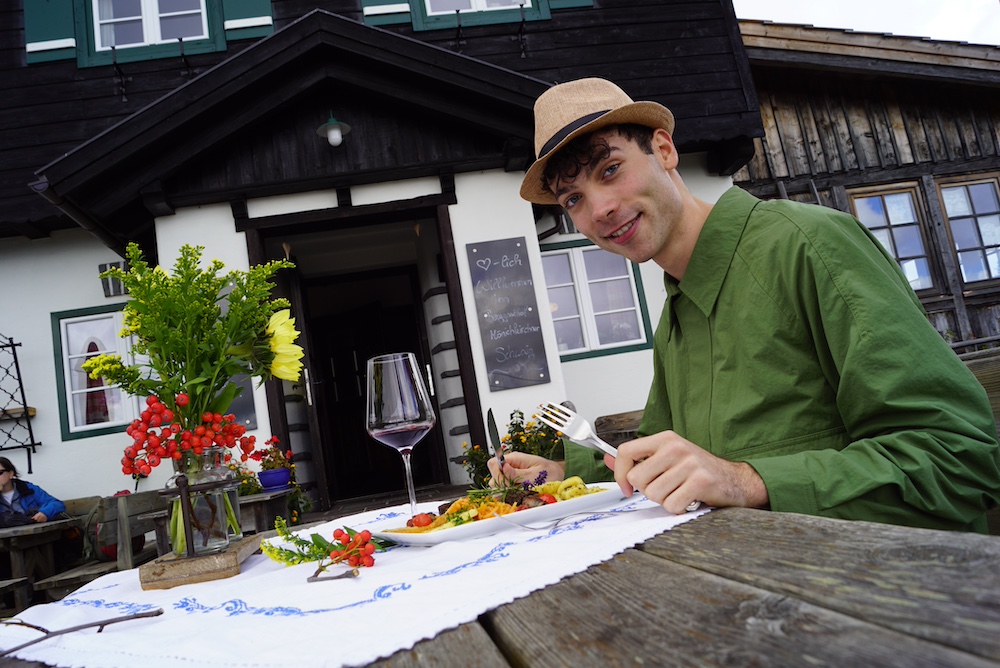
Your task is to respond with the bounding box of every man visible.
[490,78,1000,532]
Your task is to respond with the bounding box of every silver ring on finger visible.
[685,500,702,512]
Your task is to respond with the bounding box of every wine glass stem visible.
[400,451,418,516]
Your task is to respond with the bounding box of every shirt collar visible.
[664,186,759,318]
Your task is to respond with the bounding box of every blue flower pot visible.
[258,467,291,491]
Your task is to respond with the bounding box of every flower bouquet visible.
[83,242,304,554]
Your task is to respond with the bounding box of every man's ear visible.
[652,128,679,170]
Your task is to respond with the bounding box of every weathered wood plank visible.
[487,546,996,667]
[641,508,1000,662]
[372,623,510,667]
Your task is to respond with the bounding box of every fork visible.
[537,401,618,458]
[537,401,702,513]
[491,508,637,531]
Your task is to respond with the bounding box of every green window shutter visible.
[25,0,77,63]
[222,0,274,40]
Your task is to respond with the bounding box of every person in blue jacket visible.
[0,456,66,524]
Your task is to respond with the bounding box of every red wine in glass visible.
[366,352,436,516]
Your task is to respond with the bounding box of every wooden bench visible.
[34,490,169,600]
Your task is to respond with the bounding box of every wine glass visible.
[366,352,436,517]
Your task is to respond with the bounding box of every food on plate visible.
[384,476,604,534]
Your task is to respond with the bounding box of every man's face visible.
[549,129,684,268]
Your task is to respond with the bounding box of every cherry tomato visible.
[411,513,435,527]
[538,493,558,505]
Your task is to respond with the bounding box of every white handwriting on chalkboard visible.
[475,277,534,293]
[489,323,541,341]
[475,254,523,272]
[495,345,536,363]
[483,307,531,323]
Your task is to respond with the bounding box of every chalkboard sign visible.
[467,237,550,391]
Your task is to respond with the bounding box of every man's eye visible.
[604,163,619,178]
[562,194,580,209]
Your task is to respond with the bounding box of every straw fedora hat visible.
[519,78,675,205]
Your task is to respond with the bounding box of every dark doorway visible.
[304,267,448,501]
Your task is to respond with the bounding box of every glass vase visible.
[167,449,231,557]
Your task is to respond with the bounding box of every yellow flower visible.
[266,309,304,381]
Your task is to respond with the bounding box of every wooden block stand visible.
[138,534,264,590]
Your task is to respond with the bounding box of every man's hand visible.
[606,430,769,513]
[487,451,565,487]
[32,512,48,523]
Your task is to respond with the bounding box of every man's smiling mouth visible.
[609,217,637,239]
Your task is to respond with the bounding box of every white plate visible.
[371,482,625,546]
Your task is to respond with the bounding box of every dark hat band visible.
[538,109,610,159]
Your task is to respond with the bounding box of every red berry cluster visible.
[329,528,376,568]
[122,394,256,477]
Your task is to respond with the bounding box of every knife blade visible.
[487,409,505,481]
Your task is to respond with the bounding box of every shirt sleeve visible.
[25,482,66,520]
[745,210,1000,532]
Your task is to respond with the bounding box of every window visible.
[425,0,529,16]
[52,305,142,440]
[940,179,1000,285]
[541,245,650,357]
[93,0,208,50]
[851,188,934,291]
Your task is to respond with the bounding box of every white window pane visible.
[485,0,524,6]
[980,215,1000,247]
[970,183,1000,215]
[952,218,980,250]
[870,228,893,254]
[891,225,925,258]
[160,13,203,40]
[987,248,1000,279]
[71,388,126,428]
[553,319,585,352]
[582,249,628,280]
[160,0,200,11]
[101,20,144,46]
[589,278,635,312]
[427,0,471,12]
[548,286,580,318]
[542,253,573,285]
[884,193,916,224]
[66,316,117,354]
[99,0,141,20]
[959,250,989,282]
[595,311,641,345]
[899,258,932,291]
[855,196,886,229]
[942,187,972,217]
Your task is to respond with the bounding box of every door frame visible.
[241,186,487,510]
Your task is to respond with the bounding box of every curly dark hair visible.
[541,123,655,199]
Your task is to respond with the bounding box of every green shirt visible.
[566,187,1000,532]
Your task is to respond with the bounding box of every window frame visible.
[51,303,142,441]
[540,240,653,361]
[936,174,1000,291]
[410,0,550,31]
[73,0,225,67]
[91,0,209,53]
[847,182,941,296]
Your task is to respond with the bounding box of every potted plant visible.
[249,438,294,490]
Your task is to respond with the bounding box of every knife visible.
[487,409,505,481]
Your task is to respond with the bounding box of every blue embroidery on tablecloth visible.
[419,542,513,579]
[171,583,412,617]
[371,511,405,522]
[56,597,161,616]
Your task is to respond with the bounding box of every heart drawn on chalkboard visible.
[476,258,492,271]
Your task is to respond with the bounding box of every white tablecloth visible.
[0,493,708,668]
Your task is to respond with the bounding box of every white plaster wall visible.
[551,153,734,426]
[0,229,147,500]
[450,170,568,449]
[154,203,273,471]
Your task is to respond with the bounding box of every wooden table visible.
[0,518,76,613]
[4,508,1000,667]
